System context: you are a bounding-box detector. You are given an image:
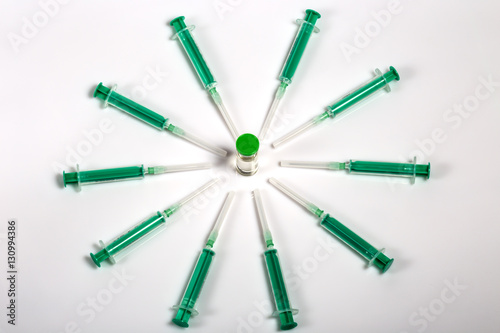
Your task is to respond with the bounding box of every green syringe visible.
[259,9,321,140]
[170,16,239,140]
[253,189,298,330]
[63,162,211,191]
[94,83,227,157]
[281,157,431,184]
[272,67,400,148]
[269,178,394,273]
[90,178,220,267]
[172,191,235,327]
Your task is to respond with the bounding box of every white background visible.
[1,0,499,332]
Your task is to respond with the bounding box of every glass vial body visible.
[235,133,260,176]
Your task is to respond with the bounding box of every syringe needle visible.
[147,163,212,175]
[268,178,323,217]
[166,124,227,157]
[259,83,287,140]
[280,160,345,170]
[165,178,221,217]
[208,88,239,140]
[252,189,274,248]
[206,191,235,248]
[272,113,328,148]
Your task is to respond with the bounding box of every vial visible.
[235,134,260,176]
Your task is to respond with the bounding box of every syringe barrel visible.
[348,160,431,179]
[326,67,400,117]
[279,9,321,84]
[173,248,215,327]
[170,16,217,90]
[63,165,145,187]
[90,212,167,267]
[264,249,298,330]
[320,214,393,273]
[94,83,168,130]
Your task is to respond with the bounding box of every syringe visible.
[259,9,321,141]
[90,178,220,267]
[94,83,227,157]
[170,16,239,140]
[272,67,400,148]
[253,189,298,330]
[281,157,430,184]
[172,192,235,327]
[63,162,211,191]
[269,178,394,273]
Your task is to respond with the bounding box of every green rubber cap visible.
[236,134,259,156]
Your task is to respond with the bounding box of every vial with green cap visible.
[94,83,227,157]
[280,157,431,184]
[62,162,212,191]
[253,189,298,330]
[170,16,240,140]
[235,134,260,176]
[272,66,400,148]
[269,178,394,273]
[172,192,235,327]
[89,178,220,267]
[259,9,321,140]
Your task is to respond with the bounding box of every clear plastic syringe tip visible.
[208,88,240,140]
[259,82,287,141]
[206,191,235,248]
[166,124,227,157]
[272,112,329,148]
[165,178,221,217]
[268,178,323,217]
[280,160,345,170]
[147,163,212,175]
[252,189,274,248]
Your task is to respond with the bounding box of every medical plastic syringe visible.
[94,83,227,157]
[170,16,239,140]
[269,178,394,273]
[90,178,220,267]
[280,157,431,184]
[253,189,298,330]
[172,192,235,327]
[272,67,400,148]
[63,163,211,191]
[259,9,321,141]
